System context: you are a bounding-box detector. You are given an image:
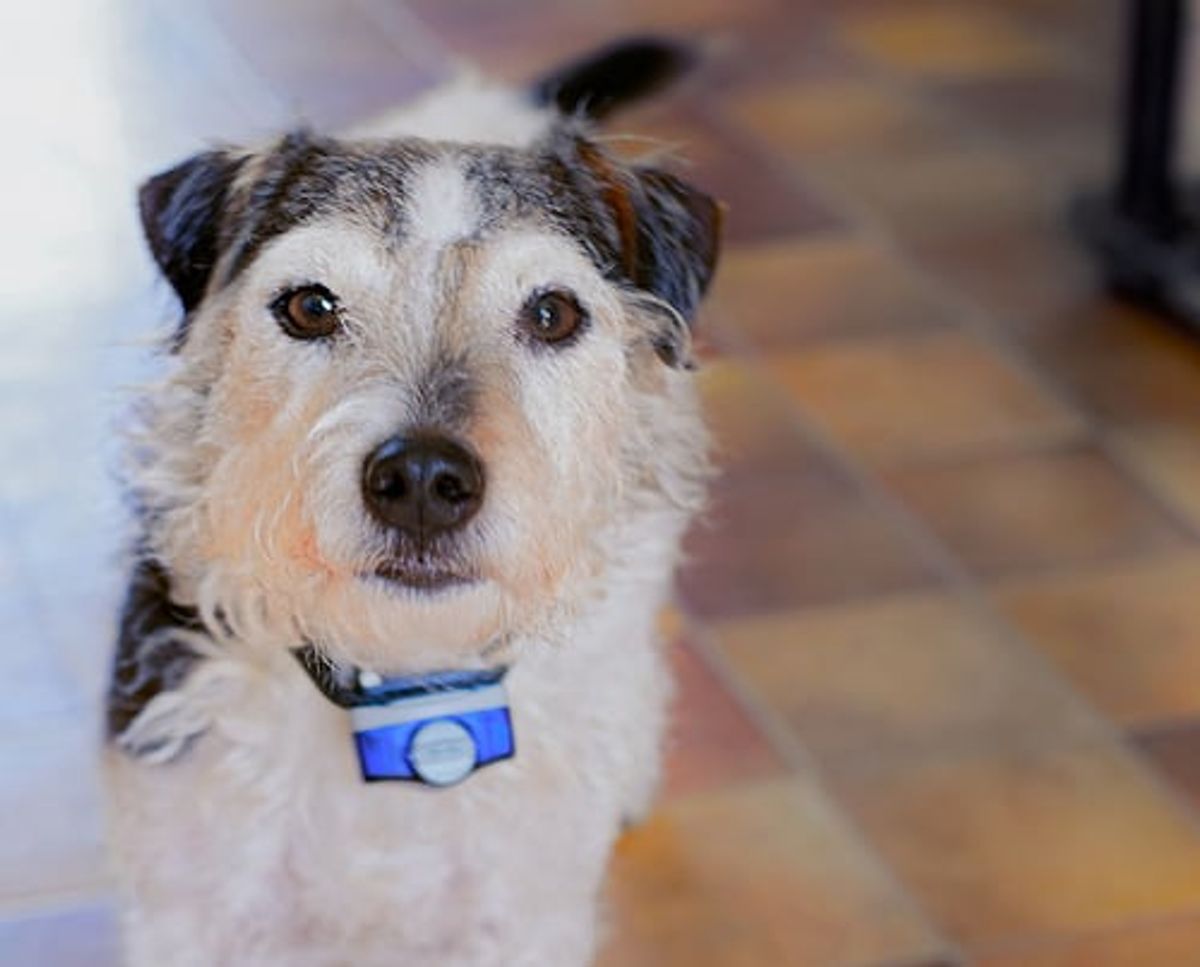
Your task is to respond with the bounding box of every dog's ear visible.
[531,37,696,122]
[139,150,244,313]
[627,166,722,329]
[569,139,722,367]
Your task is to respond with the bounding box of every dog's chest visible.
[193,650,632,951]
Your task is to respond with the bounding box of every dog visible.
[103,38,721,966]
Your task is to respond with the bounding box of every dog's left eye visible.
[518,290,588,347]
[271,285,342,340]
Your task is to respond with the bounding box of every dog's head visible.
[132,46,720,667]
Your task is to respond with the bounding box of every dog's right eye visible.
[271,285,342,340]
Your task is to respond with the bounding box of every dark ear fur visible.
[568,136,721,366]
[531,37,696,121]
[628,167,721,327]
[138,150,244,313]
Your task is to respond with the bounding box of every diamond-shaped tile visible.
[715,593,1102,768]
[829,741,1200,949]
[838,5,1063,79]
[662,639,781,800]
[770,331,1085,465]
[995,554,1200,728]
[600,779,946,966]
[884,444,1186,578]
[707,237,955,348]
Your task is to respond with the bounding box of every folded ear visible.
[138,150,244,313]
[627,167,722,325]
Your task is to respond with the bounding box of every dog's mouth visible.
[367,557,478,594]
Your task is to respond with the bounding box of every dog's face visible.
[133,129,718,667]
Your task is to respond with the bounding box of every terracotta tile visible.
[884,445,1186,578]
[975,913,1200,967]
[680,468,940,619]
[728,77,960,161]
[838,5,1064,79]
[829,741,1200,948]
[0,728,112,902]
[661,639,782,800]
[0,902,120,967]
[1000,0,1123,64]
[715,593,1102,769]
[909,222,1097,327]
[803,143,1056,242]
[1112,426,1200,533]
[995,554,1200,728]
[696,359,829,485]
[691,361,938,616]
[657,605,686,644]
[599,779,946,967]
[931,72,1111,147]
[769,331,1085,465]
[1027,299,1200,430]
[1134,724,1200,812]
[698,16,861,94]
[680,375,942,618]
[615,105,846,244]
[707,237,955,348]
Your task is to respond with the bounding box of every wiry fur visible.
[106,41,719,967]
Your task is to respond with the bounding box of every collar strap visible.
[293,646,515,786]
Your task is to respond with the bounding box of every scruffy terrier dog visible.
[104,38,720,966]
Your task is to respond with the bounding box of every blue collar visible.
[294,647,515,786]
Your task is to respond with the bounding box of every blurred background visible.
[6,0,1200,964]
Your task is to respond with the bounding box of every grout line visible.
[779,9,1200,551]
[827,0,1114,182]
[700,93,1200,844]
[968,902,1200,963]
[668,27,1200,944]
[680,611,968,967]
[1127,713,1200,742]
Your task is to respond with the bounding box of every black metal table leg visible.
[1117,0,1185,239]
[1072,0,1200,321]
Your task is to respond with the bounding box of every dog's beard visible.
[167,505,602,675]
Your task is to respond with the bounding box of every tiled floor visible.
[8,1,1200,965]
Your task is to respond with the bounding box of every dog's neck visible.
[292,644,505,708]
[292,645,515,786]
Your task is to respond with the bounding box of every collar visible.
[294,646,515,786]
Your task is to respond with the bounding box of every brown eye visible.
[519,290,587,346]
[271,285,341,339]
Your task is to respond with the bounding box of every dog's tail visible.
[529,37,697,122]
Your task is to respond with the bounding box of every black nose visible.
[362,434,485,539]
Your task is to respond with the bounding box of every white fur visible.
[350,76,556,148]
[405,159,481,248]
[106,74,709,967]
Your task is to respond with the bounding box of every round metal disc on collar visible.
[408,719,478,786]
